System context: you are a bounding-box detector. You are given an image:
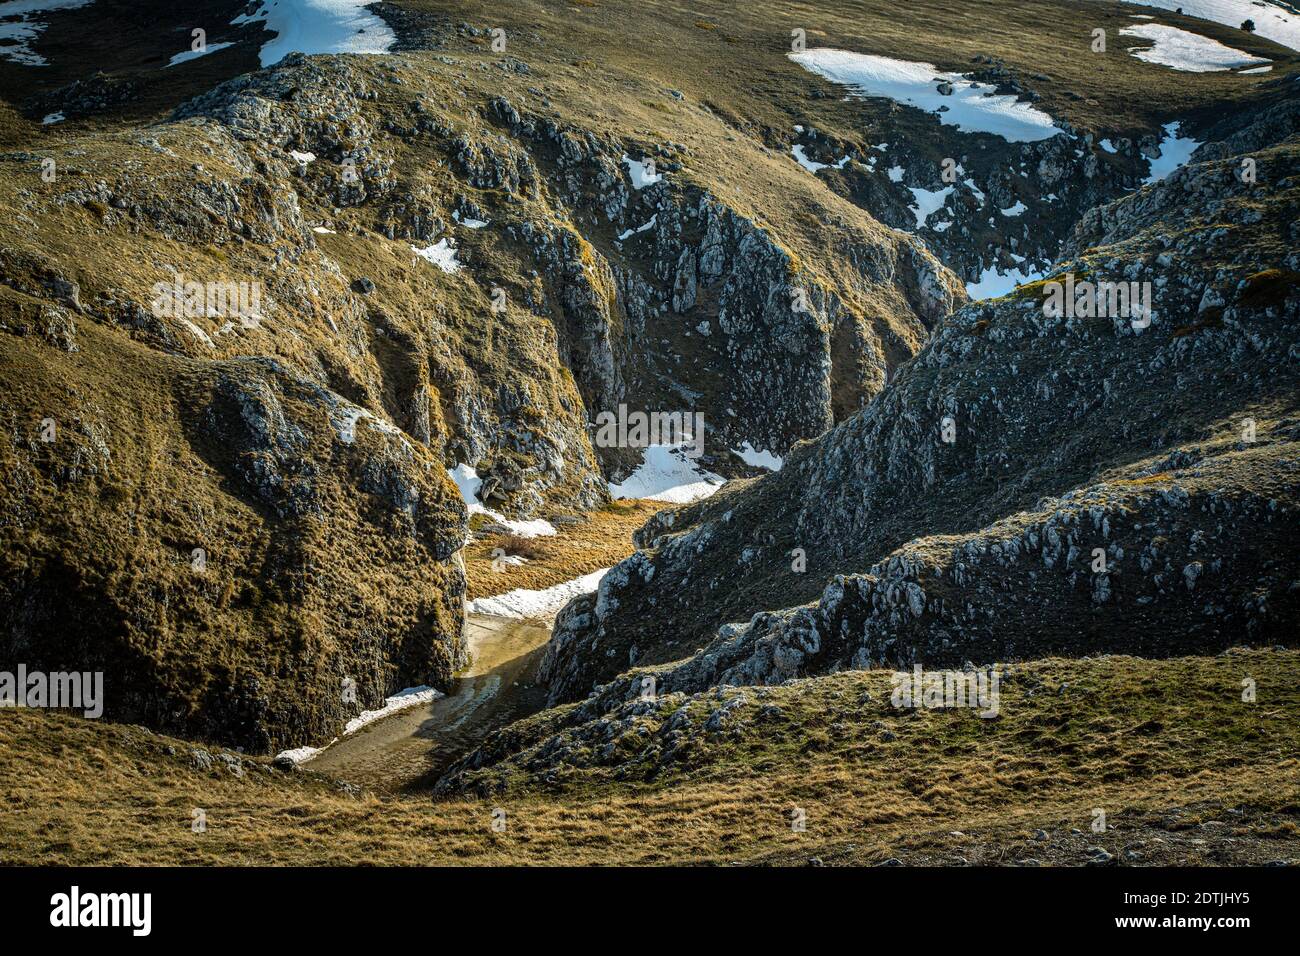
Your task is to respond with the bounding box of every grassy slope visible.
[0,0,971,756]
[0,306,469,750]
[6,0,1294,134]
[2,650,1296,865]
[411,0,1299,134]
[465,500,660,600]
[9,0,1296,401]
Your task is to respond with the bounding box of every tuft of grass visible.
[495,534,550,561]
[464,500,661,600]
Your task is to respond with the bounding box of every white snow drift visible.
[411,238,461,273]
[908,184,954,228]
[966,262,1045,301]
[608,444,725,503]
[1120,23,1270,71]
[166,41,235,68]
[1145,122,1202,183]
[622,154,663,189]
[449,464,557,538]
[0,0,92,66]
[1120,0,1300,53]
[468,567,611,621]
[733,443,783,471]
[275,685,442,763]
[233,0,396,68]
[791,145,849,173]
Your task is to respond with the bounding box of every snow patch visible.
[609,444,725,503]
[622,154,663,189]
[1120,23,1270,71]
[790,146,847,173]
[233,0,396,67]
[344,686,441,736]
[1119,0,1300,53]
[449,463,557,538]
[789,49,1062,143]
[41,111,64,124]
[617,214,657,240]
[791,144,828,172]
[327,402,406,446]
[412,238,461,273]
[909,184,954,228]
[275,745,323,763]
[733,442,783,471]
[275,685,443,763]
[966,262,1045,300]
[468,567,610,621]
[1145,121,1201,183]
[166,41,235,67]
[0,0,92,66]
[453,210,489,228]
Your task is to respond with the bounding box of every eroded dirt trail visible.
[304,614,551,792]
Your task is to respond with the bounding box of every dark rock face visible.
[481,95,959,471]
[538,97,1300,706]
[562,445,1298,711]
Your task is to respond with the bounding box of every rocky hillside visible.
[1,0,1299,872]
[0,1,963,751]
[538,93,1300,705]
[1,0,1297,762]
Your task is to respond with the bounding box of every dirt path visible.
[304,614,551,793]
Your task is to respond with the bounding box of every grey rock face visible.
[491,99,960,465]
[537,97,1300,705]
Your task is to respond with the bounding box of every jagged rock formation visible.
[538,95,1300,706]
[478,93,960,464]
[544,442,1297,712]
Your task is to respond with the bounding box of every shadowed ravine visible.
[303,615,551,793]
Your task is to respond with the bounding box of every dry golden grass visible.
[2,650,1296,865]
